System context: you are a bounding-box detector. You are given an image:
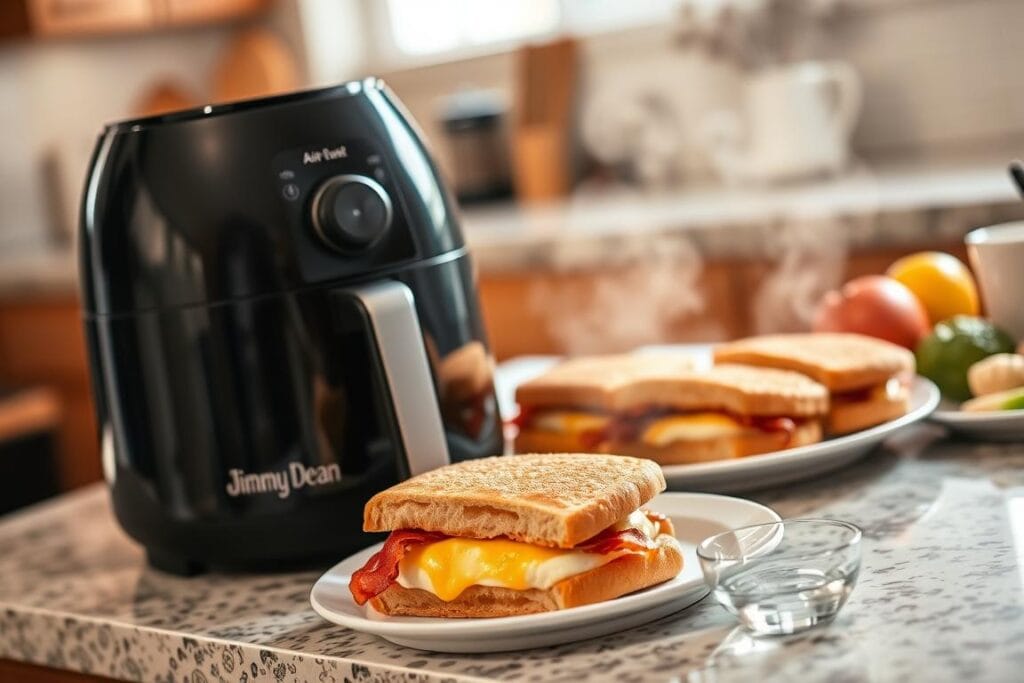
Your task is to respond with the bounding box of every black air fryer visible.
[79,79,504,574]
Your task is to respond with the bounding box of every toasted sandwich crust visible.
[713,333,915,392]
[368,533,683,617]
[517,357,828,417]
[613,364,827,416]
[828,385,910,435]
[371,583,557,617]
[363,454,665,548]
[515,354,696,412]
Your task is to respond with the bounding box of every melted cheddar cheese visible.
[395,509,656,601]
[531,411,610,435]
[396,539,610,601]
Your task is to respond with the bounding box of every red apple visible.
[813,275,930,350]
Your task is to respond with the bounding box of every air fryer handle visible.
[344,280,450,477]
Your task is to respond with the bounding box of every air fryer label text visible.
[302,145,348,165]
[225,463,341,499]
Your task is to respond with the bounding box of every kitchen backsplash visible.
[0,28,230,255]
[1,0,1022,256]
[383,0,1024,183]
[0,1,305,257]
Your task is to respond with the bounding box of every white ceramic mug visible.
[966,221,1024,340]
[703,61,862,184]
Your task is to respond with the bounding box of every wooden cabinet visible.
[0,659,113,683]
[162,0,268,26]
[26,0,153,37]
[2,0,269,39]
[0,295,99,490]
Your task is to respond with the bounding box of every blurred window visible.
[375,0,680,65]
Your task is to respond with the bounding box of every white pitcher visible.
[703,61,862,184]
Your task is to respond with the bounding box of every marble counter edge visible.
[0,600,487,683]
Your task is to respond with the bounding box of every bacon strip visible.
[742,416,796,446]
[579,428,605,450]
[349,530,447,605]
[832,387,873,403]
[508,405,536,430]
[576,510,667,553]
[575,527,657,554]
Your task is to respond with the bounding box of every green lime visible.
[915,315,1016,401]
[963,387,1024,411]
[1001,391,1024,410]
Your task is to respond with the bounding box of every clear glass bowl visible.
[696,519,862,636]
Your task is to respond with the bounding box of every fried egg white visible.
[641,412,748,446]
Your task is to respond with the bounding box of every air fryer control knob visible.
[311,175,393,251]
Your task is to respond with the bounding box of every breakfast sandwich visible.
[514,356,828,464]
[512,354,695,454]
[349,454,683,618]
[713,333,915,435]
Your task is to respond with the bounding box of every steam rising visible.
[525,216,850,354]
[752,217,848,334]
[528,234,722,355]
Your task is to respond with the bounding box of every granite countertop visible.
[3,421,1024,682]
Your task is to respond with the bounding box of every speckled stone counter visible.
[3,423,1024,682]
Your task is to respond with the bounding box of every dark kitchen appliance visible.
[79,79,504,574]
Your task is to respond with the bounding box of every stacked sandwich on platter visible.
[713,333,915,436]
[349,454,683,617]
[514,356,828,463]
[514,333,915,464]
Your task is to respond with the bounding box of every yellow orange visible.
[886,252,980,324]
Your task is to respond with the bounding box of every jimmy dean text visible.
[225,463,341,499]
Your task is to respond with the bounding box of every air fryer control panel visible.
[272,140,417,282]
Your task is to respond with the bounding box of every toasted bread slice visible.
[713,333,914,392]
[829,383,910,435]
[363,454,665,548]
[369,533,683,617]
[517,356,827,417]
[614,364,828,416]
[602,420,822,465]
[515,354,695,412]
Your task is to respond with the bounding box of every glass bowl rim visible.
[695,518,863,563]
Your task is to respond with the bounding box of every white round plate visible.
[930,401,1024,441]
[661,377,939,493]
[310,492,779,653]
